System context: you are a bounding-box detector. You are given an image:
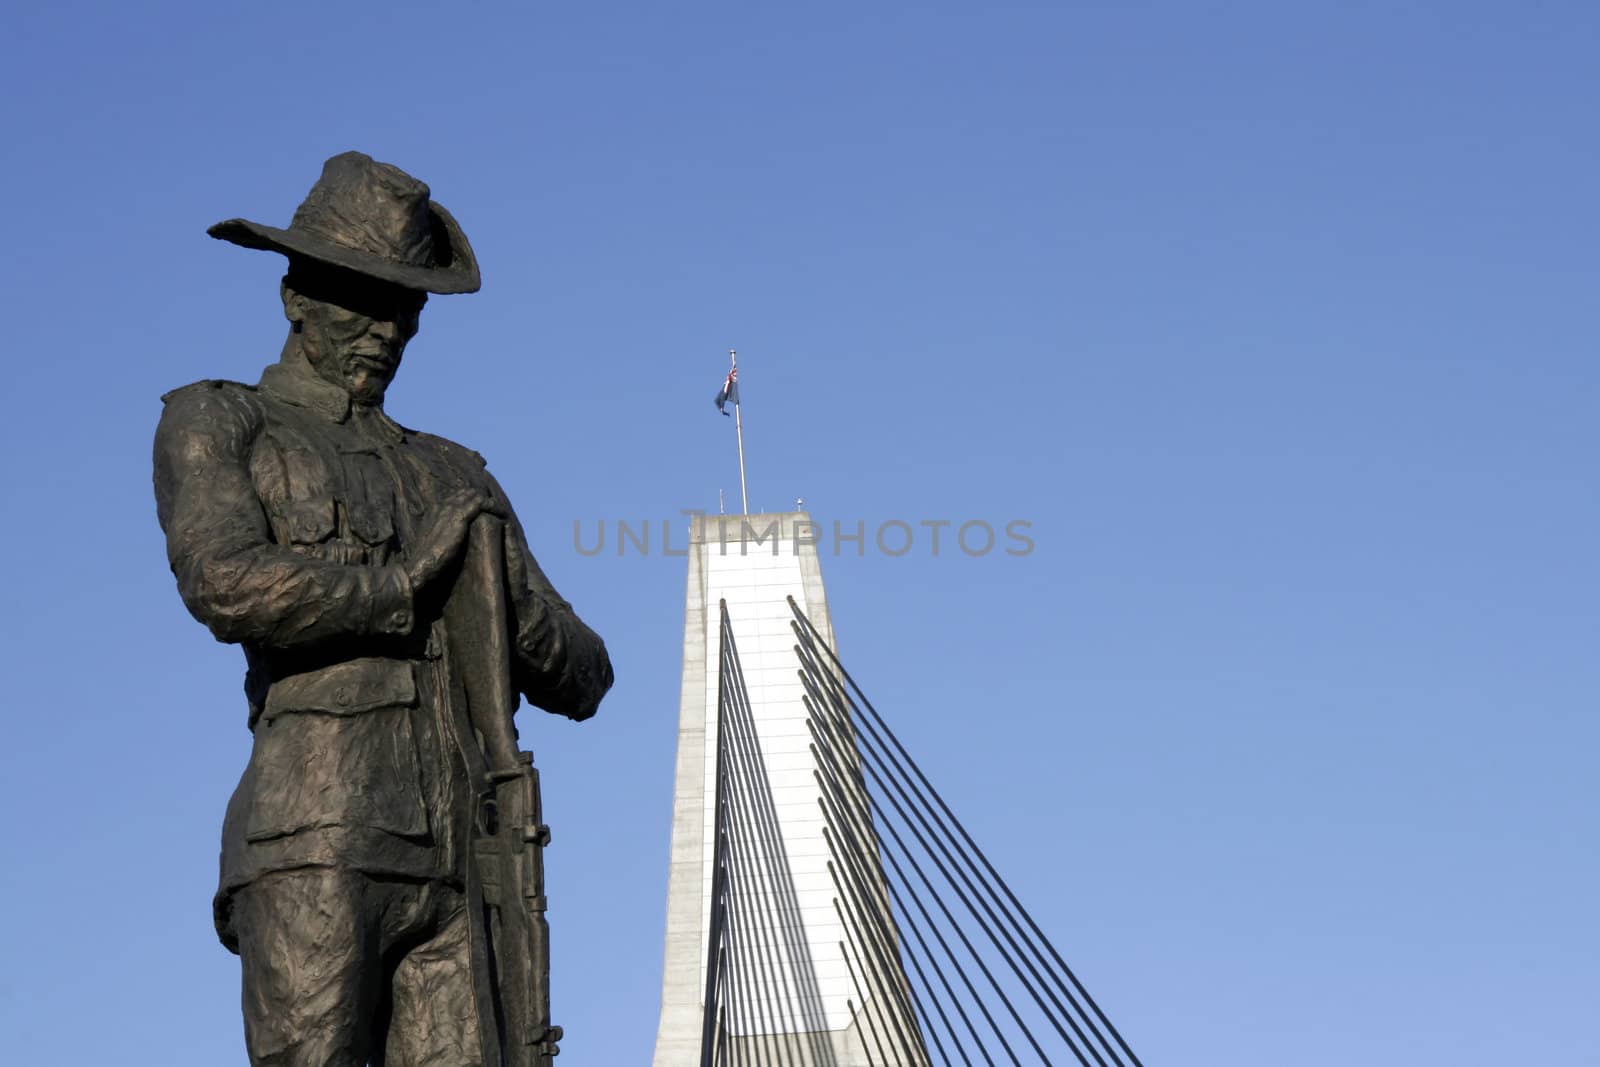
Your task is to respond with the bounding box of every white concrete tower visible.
[653,513,924,1066]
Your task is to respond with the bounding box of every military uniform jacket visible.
[153,363,611,942]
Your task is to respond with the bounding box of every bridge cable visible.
[790,597,1143,1067]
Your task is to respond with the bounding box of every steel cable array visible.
[701,598,1143,1067]
[703,603,840,1067]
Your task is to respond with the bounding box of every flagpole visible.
[730,348,749,514]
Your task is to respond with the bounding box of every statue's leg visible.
[383,885,483,1067]
[232,867,384,1067]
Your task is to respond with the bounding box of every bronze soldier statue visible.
[153,151,613,1066]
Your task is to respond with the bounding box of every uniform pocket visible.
[246,659,427,842]
[244,704,429,842]
[283,498,336,544]
[346,501,395,547]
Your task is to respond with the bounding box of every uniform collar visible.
[259,362,351,422]
[258,362,408,442]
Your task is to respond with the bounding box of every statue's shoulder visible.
[408,427,489,472]
[159,378,261,416]
[156,379,265,439]
[159,378,257,405]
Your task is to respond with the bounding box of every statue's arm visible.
[152,384,415,648]
[485,471,613,722]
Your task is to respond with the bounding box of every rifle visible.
[443,516,562,1065]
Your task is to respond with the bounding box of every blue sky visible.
[1,2,1595,1063]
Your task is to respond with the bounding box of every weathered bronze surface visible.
[153,151,612,1066]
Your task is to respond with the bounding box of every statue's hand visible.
[406,488,497,592]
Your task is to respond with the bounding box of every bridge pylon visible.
[653,513,924,1066]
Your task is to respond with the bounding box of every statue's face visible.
[284,270,427,406]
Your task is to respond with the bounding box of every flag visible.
[715,367,739,415]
